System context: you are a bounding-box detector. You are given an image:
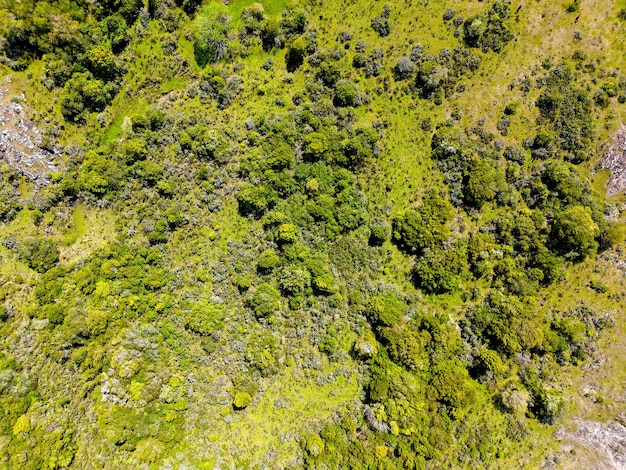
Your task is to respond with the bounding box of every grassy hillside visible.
[1,0,626,468]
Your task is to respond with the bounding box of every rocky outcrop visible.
[600,125,626,197]
[0,88,59,187]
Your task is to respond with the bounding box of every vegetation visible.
[0,0,625,468]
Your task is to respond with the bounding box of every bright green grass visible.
[62,205,87,246]
[103,98,149,142]
[161,76,187,93]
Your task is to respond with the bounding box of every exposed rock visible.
[600,125,626,196]
[559,418,626,469]
[0,89,59,187]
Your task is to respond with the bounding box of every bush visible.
[233,391,253,409]
[333,82,358,107]
[60,72,115,121]
[286,36,307,72]
[247,283,281,318]
[258,249,280,272]
[193,4,230,67]
[412,244,467,294]
[21,239,59,273]
[394,56,415,80]
[551,206,599,258]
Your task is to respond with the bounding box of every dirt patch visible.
[600,124,626,197]
[0,87,59,187]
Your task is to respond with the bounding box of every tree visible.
[21,239,59,273]
[193,4,230,67]
[430,361,472,409]
[416,60,448,97]
[234,391,253,409]
[463,158,507,208]
[247,283,281,318]
[333,82,358,107]
[276,223,298,244]
[286,36,307,72]
[122,138,148,163]
[258,250,280,273]
[280,8,307,36]
[236,183,277,217]
[175,0,203,14]
[85,45,122,80]
[260,19,280,51]
[366,292,407,327]
[551,206,599,259]
[60,72,115,121]
[392,192,453,254]
[369,219,390,246]
[394,56,415,80]
[412,244,468,294]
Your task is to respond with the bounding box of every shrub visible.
[21,239,59,273]
[551,206,599,258]
[233,391,253,409]
[412,243,468,294]
[193,4,230,67]
[394,56,415,80]
[258,249,280,272]
[286,36,307,72]
[247,283,281,318]
[333,82,358,107]
[430,361,472,409]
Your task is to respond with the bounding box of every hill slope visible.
[1,0,626,468]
